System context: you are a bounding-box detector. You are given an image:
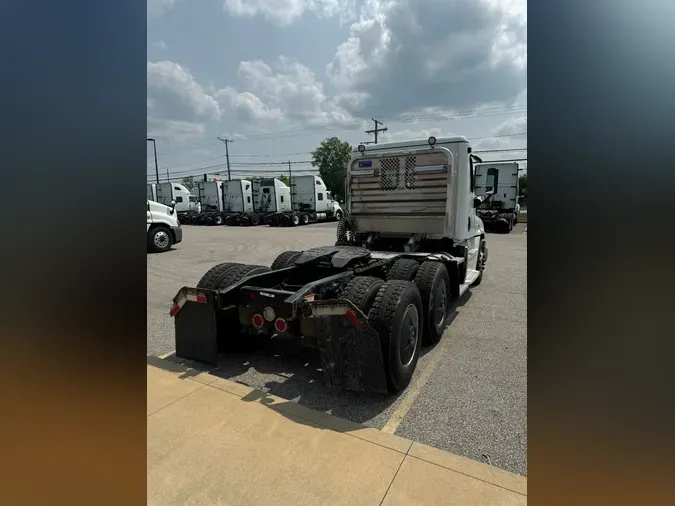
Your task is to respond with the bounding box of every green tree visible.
[311,137,351,200]
[182,176,197,191]
[518,173,527,195]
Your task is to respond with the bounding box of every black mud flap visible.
[172,287,219,366]
[305,300,388,394]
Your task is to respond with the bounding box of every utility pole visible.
[166,168,170,182]
[365,118,387,144]
[288,160,292,181]
[147,138,159,184]
[218,137,233,181]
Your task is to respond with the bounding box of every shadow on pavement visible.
[162,288,474,426]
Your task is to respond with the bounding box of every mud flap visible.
[306,300,388,394]
[173,288,219,366]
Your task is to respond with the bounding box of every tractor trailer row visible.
[152,175,343,227]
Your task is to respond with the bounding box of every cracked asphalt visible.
[147,221,527,476]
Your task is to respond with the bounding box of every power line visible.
[148,132,527,175]
[148,104,527,158]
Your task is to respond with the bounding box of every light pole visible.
[147,137,159,184]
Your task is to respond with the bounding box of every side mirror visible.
[473,197,482,208]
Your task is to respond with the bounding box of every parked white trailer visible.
[267,175,343,227]
[474,161,520,233]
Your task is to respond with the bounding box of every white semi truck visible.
[147,199,182,253]
[188,178,291,226]
[170,135,488,394]
[266,175,343,226]
[473,161,520,233]
[147,182,201,222]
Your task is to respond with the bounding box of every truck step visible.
[459,269,481,296]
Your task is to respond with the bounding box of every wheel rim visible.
[399,304,420,367]
[433,283,447,328]
[293,216,299,225]
[154,231,169,249]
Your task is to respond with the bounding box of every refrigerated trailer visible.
[266,175,343,227]
[474,162,520,233]
[170,135,488,395]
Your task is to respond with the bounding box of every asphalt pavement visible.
[147,221,527,476]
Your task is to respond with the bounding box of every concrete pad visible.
[147,382,405,506]
[208,375,413,454]
[408,442,527,496]
[382,456,527,506]
[147,364,204,416]
[147,355,218,386]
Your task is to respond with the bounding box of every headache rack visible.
[348,148,453,235]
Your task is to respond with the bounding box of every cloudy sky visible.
[147,0,527,182]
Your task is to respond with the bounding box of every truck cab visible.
[147,200,182,253]
[154,182,201,215]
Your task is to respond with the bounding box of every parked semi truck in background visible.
[473,161,520,233]
[267,175,343,226]
[147,199,182,253]
[147,182,201,222]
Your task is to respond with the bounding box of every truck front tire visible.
[148,226,173,253]
[368,280,424,393]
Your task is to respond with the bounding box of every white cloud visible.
[214,56,355,130]
[474,115,527,150]
[151,40,168,50]
[222,0,356,27]
[147,61,221,121]
[147,117,206,144]
[379,127,445,143]
[327,0,527,116]
[148,0,187,18]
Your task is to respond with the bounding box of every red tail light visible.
[252,314,264,328]
[274,318,287,333]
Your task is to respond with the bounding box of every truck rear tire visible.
[216,264,271,289]
[196,262,242,289]
[368,280,424,393]
[271,250,301,270]
[280,214,291,227]
[340,276,384,316]
[300,213,310,225]
[387,259,420,281]
[414,261,450,345]
[291,213,300,227]
[251,214,261,226]
[213,215,224,226]
[148,226,173,253]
